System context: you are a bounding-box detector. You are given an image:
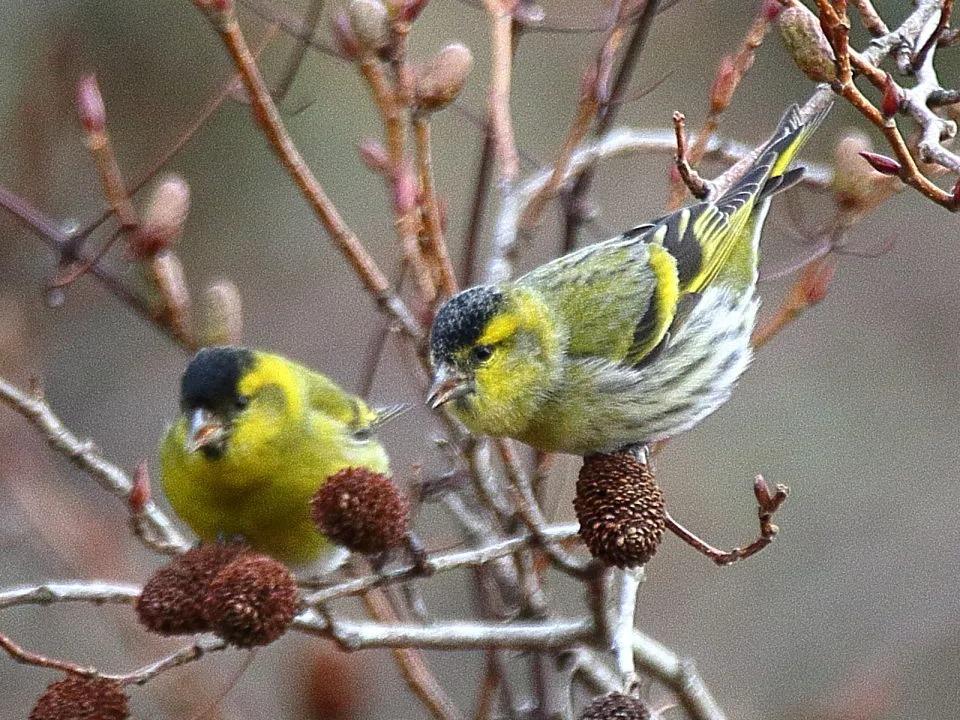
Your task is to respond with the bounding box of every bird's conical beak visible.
[427,365,472,409]
[184,408,228,453]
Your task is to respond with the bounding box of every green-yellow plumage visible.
[428,104,829,455]
[160,346,393,566]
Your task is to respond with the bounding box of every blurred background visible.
[1,0,958,718]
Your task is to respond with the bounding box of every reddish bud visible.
[859,151,902,176]
[952,176,960,203]
[202,280,243,346]
[397,0,429,23]
[394,162,417,214]
[710,56,738,114]
[833,132,901,215]
[358,138,390,173]
[129,460,152,513]
[778,4,837,83]
[798,259,835,306]
[579,64,600,104]
[332,12,359,60]
[77,74,106,134]
[880,73,901,119]
[348,0,390,52]
[513,1,545,26]
[415,43,474,112]
[130,174,190,260]
[760,0,783,22]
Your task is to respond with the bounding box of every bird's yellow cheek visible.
[230,408,283,451]
[467,357,543,438]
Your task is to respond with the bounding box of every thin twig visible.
[414,113,459,298]
[672,111,711,199]
[0,183,195,348]
[663,475,789,566]
[494,439,592,578]
[472,651,502,720]
[356,49,436,302]
[816,0,959,209]
[199,2,424,339]
[462,123,495,286]
[632,631,726,720]
[0,376,189,555]
[666,2,774,209]
[76,28,277,244]
[850,0,889,36]
[563,0,662,251]
[614,568,643,690]
[0,582,140,611]
[301,523,579,605]
[271,0,324,100]
[299,608,597,650]
[488,122,834,276]
[359,585,463,719]
[0,631,98,677]
[482,0,520,185]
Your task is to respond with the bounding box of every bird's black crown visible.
[430,286,504,361]
[180,346,255,411]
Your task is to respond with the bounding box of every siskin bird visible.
[160,346,400,567]
[427,104,828,455]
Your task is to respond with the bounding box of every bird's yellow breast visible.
[160,351,390,565]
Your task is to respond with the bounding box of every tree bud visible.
[415,43,473,112]
[778,4,837,83]
[348,0,390,52]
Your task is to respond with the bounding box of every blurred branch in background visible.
[1,0,958,718]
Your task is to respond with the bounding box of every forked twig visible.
[664,475,789,566]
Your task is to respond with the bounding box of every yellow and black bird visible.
[160,346,399,567]
[428,104,828,455]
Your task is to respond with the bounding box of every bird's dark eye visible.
[472,344,494,363]
[235,395,250,410]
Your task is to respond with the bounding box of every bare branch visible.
[0,377,190,555]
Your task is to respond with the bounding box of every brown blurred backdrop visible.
[1,1,958,718]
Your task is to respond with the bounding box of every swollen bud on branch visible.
[130,174,190,260]
[358,138,391,174]
[858,150,902,176]
[76,74,106,134]
[332,12,360,60]
[415,43,474,112]
[833,131,901,214]
[151,251,192,322]
[778,4,837,83]
[201,280,243,346]
[347,0,390,53]
[709,55,738,114]
[880,73,902,119]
